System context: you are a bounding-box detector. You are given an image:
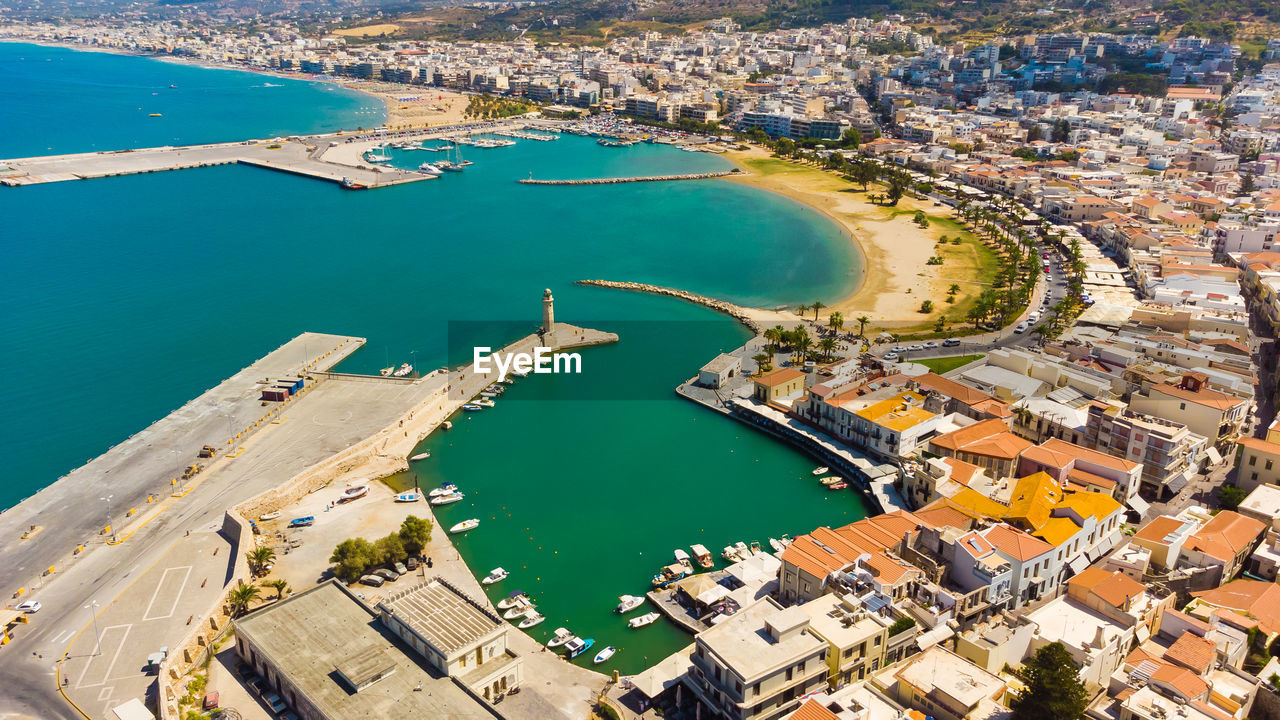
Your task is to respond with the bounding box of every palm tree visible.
[763,326,781,353]
[797,303,812,318]
[948,283,961,297]
[266,579,290,600]
[227,580,260,618]
[811,301,825,321]
[752,353,772,375]
[246,546,275,576]
[856,315,870,339]
[818,336,837,362]
[828,311,844,334]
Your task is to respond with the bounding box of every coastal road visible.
[0,339,448,719]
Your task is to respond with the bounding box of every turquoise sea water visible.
[0,42,868,672]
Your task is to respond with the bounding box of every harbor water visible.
[0,42,869,672]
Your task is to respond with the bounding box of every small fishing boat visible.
[593,646,616,664]
[339,485,368,502]
[769,537,791,553]
[652,564,687,589]
[812,466,830,476]
[501,378,515,385]
[674,549,694,574]
[690,544,714,569]
[748,541,762,556]
[503,600,533,620]
[427,483,457,497]
[827,482,849,490]
[463,404,483,411]
[547,627,574,647]
[149,112,163,117]
[340,178,367,191]
[518,612,545,629]
[394,491,422,503]
[735,541,752,558]
[497,591,527,610]
[258,511,281,521]
[722,545,743,563]
[410,452,431,461]
[380,366,395,376]
[565,637,594,659]
[473,398,495,408]
[393,363,414,377]
[819,476,843,486]
[629,612,661,629]
[449,518,479,534]
[430,491,465,505]
[444,421,454,430]
[616,595,645,613]
[482,567,509,585]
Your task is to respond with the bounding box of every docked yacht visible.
[449,518,479,534]
[518,612,545,629]
[503,598,533,620]
[497,592,527,610]
[463,404,483,411]
[690,544,714,569]
[482,567,509,585]
[417,162,442,175]
[430,491,464,506]
[564,637,594,659]
[616,595,645,613]
[547,628,574,648]
[427,483,457,497]
[722,545,743,563]
[768,535,793,553]
[629,612,661,629]
[393,363,414,377]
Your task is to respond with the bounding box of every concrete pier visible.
[519,170,740,185]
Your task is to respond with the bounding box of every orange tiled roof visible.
[1184,510,1264,565]
[930,418,1032,460]
[755,368,805,387]
[1165,632,1216,675]
[1192,579,1280,635]
[790,699,841,720]
[985,523,1054,562]
[1133,516,1188,545]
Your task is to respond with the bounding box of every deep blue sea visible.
[0,41,867,671]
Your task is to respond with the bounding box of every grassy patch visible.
[916,354,984,374]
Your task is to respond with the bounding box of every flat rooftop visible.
[235,580,493,720]
[697,597,824,681]
[893,646,1004,711]
[1025,596,1126,651]
[378,578,504,656]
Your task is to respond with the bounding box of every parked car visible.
[358,575,385,587]
[264,693,287,714]
[374,568,399,582]
[406,557,418,571]
[883,352,900,361]
[923,341,939,349]
[941,338,961,347]
[393,562,408,575]
[15,600,40,613]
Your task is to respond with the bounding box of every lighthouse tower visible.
[541,288,555,343]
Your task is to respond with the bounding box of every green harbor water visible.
[0,41,873,674]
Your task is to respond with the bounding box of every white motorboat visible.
[430,491,465,506]
[449,519,479,534]
[393,363,414,377]
[503,598,533,620]
[444,421,454,430]
[427,483,457,497]
[497,592,527,610]
[769,538,785,553]
[616,595,645,614]
[417,162,442,175]
[629,612,661,629]
[722,545,743,563]
[410,452,431,461]
[673,549,694,574]
[380,366,395,376]
[258,511,281,521]
[593,646,616,664]
[473,398,495,408]
[339,485,368,502]
[812,466,830,476]
[463,404,483,411]
[734,541,752,558]
[394,491,422,503]
[518,612,545,629]
[482,567,509,584]
[547,627,574,648]
[690,544,714,569]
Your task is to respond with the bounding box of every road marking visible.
[49,629,75,645]
[142,565,192,621]
[75,624,131,689]
[96,687,113,702]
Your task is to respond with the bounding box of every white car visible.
[907,344,925,351]
[1014,323,1029,334]
[15,600,40,613]
[883,352,901,361]
[923,341,939,349]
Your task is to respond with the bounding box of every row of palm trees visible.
[227,546,291,617]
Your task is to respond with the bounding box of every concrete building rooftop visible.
[698,597,824,681]
[378,578,504,656]
[235,580,492,720]
[1026,596,1126,651]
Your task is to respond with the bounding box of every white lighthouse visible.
[541,288,555,342]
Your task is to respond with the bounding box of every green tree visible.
[227,580,261,618]
[913,210,929,227]
[331,537,378,582]
[266,578,290,600]
[1240,171,1256,197]
[841,128,862,148]
[775,137,796,156]
[752,353,773,374]
[856,315,870,338]
[818,336,837,362]
[810,301,825,321]
[399,515,433,557]
[376,533,406,565]
[246,546,276,576]
[1011,642,1088,720]
[828,311,844,334]
[919,300,934,314]
[1218,484,1247,511]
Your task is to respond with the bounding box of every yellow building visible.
[753,368,806,405]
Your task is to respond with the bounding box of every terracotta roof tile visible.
[1165,633,1216,675]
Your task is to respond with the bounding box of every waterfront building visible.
[686,598,828,720]
[869,646,1008,720]
[777,511,927,606]
[753,368,806,405]
[233,580,496,720]
[927,418,1032,479]
[698,353,742,389]
[796,594,893,688]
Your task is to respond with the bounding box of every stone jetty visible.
[518,169,740,185]
[576,278,768,332]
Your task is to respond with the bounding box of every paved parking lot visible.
[61,532,233,719]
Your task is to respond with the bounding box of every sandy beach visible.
[723,146,992,332]
[336,80,470,128]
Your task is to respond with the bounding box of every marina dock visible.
[518,170,740,186]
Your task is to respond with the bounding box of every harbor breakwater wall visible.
[519,169,739,185]
[576,279,764,333]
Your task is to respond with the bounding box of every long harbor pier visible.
[518,169,740,185]
[0,119,538,189]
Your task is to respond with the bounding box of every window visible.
[1250,456,1258,466]
[1268,460,1273,471]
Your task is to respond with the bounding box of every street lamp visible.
[83,601,102,656]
